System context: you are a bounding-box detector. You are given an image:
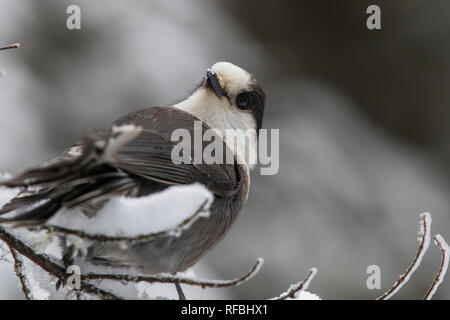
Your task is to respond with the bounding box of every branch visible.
[0,226,66,278]
[272,267,318,300]
[423,234,450,300]
[0,243,12,263]
[0,226,122,300]
[1,224,263,299]
[9,248,32,299]
[2,193,448,300]
[0,43,20,51]
[377,212,432,300]
[83,258,264,289]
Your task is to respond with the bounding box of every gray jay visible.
[0,62,265,298]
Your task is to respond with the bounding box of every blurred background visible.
[0,0,449,299]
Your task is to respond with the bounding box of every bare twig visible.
[424,235,450,300]
[84,258,264,289]
[377,212,431,300]
[0,43,20,51]
[272,267,318,300]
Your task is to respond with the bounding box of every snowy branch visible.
[271,267,318,300]
[0,224,264,299]
[37,198,210,244]
[377,212,432,300]
[1,177,449,299]
[423,234,450,300]
[8,248,32,299]
[0,226,122,299]
[0,183,264,299]
[0,43,20,51]
[274,211,450,301]
[83,258,264,289]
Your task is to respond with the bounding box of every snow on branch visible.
[0,182,266,299]
[0,225,122,299]
[83,258,264,289]
[424,234,450,300]
[0,43,20,51]
[271,267,319,300]
[270,211,450,301]
[0,222,264,299]
[41,183,213,243]
[377,212,432,300]
[9,248,33,299]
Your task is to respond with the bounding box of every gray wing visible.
[104,106,240,198]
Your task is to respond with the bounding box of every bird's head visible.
[174,62,266,168]
[173,62,265,169]
[202,62,265,131]
[176,62,265,133]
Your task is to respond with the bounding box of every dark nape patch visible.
[248,84,266,130]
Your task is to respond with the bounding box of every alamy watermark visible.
[66,5,81,30]
[366,5,381,30]
[170,121,279,175]
[66,264,81,290]
[366,264,381,290]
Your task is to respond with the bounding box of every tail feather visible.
[4,200,61,227]
[0,143,96,188]
[0,135,136,226]
[0,188,50,215]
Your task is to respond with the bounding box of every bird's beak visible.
[205,69,225,98]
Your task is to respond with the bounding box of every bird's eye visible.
[236,93,250,109]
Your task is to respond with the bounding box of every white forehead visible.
[210,62,252,96]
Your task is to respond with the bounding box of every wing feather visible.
[104,107,240,197]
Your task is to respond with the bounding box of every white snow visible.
[13,253,51,300]
[272,267,318,300]
[47,183,213,238]
[21,261,51,300]
[289,290,321,300]
[0,172,20,208]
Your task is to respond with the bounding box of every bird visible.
[0,61,265,299]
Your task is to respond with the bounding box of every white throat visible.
[174,88,257,170]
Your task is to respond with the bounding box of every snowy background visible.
[1,0,450,299]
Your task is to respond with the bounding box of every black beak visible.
[205,69,225,98]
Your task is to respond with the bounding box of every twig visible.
[8,248,32,299]
[0,226,122,300]
[272,267,318,300]
[84,258,264,289]
[0,43,20,51]
[0,243,11,263]
[377,212,432,300]
[2,205,448,300]
[0,226,66,277]
[423,235,450,300]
